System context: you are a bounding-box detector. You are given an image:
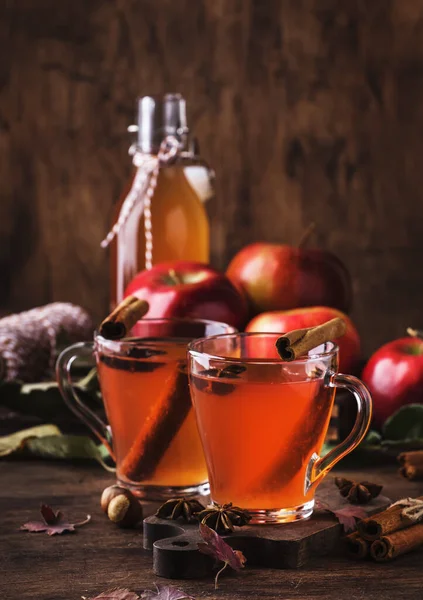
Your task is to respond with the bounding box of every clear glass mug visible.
[56,318,235,500]
[188,333,372,524]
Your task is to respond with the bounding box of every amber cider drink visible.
[188,332,372,523]
[93,318,234,500]
[190,370,335,509]
[97,338,207,490]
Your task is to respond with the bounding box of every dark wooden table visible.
[1,461,422,600]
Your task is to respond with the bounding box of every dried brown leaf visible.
[317,500,367,532]
[21,504,91,535]
[141,584,195,599]
[197,523,246,588]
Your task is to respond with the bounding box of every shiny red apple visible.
[226,242,352,316]
[124,261,248,330]
[362,333,423,429]
[246,306,360,373]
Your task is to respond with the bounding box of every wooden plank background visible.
[1,0,423,355]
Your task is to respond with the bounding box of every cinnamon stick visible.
[357,496,423,541]
[119,362,192,481]
[398,450,423,481]
[370,523,423,561]
[345,532,370,559]
[237,375,334,495]
[99,296,149,340]
[275,318,347,361]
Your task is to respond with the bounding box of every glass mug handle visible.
[56,342,115,460]
[306,373,372,491]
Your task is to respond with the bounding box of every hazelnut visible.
[107,492,143,528]
[100,485,125,513]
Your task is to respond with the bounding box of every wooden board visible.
[143,479,390,579]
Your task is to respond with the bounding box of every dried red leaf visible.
[197,523,246,588]
[317,500,367,532]
[141,584,195,599]
[332,505,367,532]
[20,503,91,536]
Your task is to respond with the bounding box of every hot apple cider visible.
[188,331,372,523]
[97,338,207,491]
[91,318,234,500]
[190,370,335,509]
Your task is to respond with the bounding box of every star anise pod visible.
[335,477,383,505]
[155,497,205,523]
[196,502,252,533]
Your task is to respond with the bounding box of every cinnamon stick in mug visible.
[119,362,192,481]
[99,296,149,340]
[370,523,423,562]
[254,319,346,489]
[238,374,334,495]
[276,318,347,361]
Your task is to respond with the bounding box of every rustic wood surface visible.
[1,461,422,600]
[1,1,423,354]
[144,480,391,575]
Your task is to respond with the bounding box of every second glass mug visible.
[188,332,372,524]
[56,318,235,500]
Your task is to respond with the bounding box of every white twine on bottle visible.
[390,497,423,523]
[100,135,181,270]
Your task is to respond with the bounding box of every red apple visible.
[362,334,423,429]
[246,306,360,373]
[226,242,352,316]
[124,261,248,330]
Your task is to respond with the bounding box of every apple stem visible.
[297,222,316,248]
[168,268,183,285]
[407,327,423,339]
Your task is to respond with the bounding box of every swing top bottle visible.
[109,94,212,307]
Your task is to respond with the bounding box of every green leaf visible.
[320,429,381,458]
[23,435,115,472]
[380,438,423,450]
[362,429,382,446]
[76,367,100,395]
[0,424,61,457]
[0,381,71,420]
[382,404,423,441]
[0,423,114,471]
[0,375,101,420]
[0,380,24,404]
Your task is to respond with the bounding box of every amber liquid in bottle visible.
[110,158,211,307]
[108,94,212,307]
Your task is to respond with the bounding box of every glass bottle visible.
[106,94,213,308]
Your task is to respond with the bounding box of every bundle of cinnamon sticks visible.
[345,496,423,562]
